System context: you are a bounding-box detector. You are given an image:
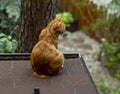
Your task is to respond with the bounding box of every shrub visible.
[96,77,120,94]
[0,33,17,53]
[99,38,120,79]
[0,0,20,34]
[114,87,120,94]
[56,12,74,27]
[0,0,19,53]
[96,78,110,93]
[92,0,120,79]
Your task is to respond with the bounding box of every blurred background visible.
[0,0,120,94]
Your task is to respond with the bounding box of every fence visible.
[58,0,106,40]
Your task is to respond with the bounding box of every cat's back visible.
[31,39,58,61]
[30,40,64,76]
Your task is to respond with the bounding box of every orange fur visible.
[30,17,65,78]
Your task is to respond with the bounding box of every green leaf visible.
[56,12,74,27]
[0,33,17,53]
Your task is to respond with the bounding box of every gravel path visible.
[59,31,120,94]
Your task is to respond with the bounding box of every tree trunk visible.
[16,0,57,53]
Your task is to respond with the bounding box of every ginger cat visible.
[30,17,65,78]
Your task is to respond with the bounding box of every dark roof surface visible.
[0,54,98,94]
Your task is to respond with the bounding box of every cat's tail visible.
[33,72,49,78]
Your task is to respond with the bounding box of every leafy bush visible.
[114,87,120,94]
[0,33,17,53]
[0,0,19,53]
[91,0,120,43]
[56,12,74,27]
[0,0,20,34]
[92,13,120,43]
[96,78,110,93]
[92,0,120,79]
[99,38,120,79]
[96,77,120,94]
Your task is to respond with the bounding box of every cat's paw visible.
[61,64,64,69]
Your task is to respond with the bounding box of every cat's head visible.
[48,17,66,35]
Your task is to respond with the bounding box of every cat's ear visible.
[55,16,62,22]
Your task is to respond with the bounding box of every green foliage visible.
[108,0,120,15]
[91,0,120,43]
[114,87,120,94]
[56,12,74,27]
[99,38,120,79]
[0,33,17,53]
[0,0,19,53]
[96,78,120,94]
[92,0,120,79]
[92,13,120,43]
[96,78,110,93]
[0,0,20,34]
